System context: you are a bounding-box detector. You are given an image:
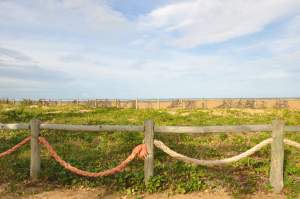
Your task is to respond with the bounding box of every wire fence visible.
[1,98,300,109]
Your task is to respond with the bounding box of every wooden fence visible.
[1,120,300,193]
[1,98,300,109]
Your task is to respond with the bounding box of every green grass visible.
[0,103,299,198]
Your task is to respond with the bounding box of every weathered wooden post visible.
[144,120,154,184]
[30,119,41,181]
[136,98,138,109]
[270,120,284,193]
[181,98,184,109]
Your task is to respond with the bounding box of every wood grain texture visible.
[40,124,144,132]
[144,120,154,184]
[0,123,30,130]
[155,125,273,133]
[270,120,284,193]
[30,119,41,181]
[1,122,299,133]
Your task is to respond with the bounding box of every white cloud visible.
[140,0,300,48]
[0,77,40,89]
[1,0,300,98]
[0,0,133,39]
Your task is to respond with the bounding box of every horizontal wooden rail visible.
[284,126,300,132]
[0,123,29,130]
[40,124,144,132]
[1,123,300,133]
[155,125,273,133]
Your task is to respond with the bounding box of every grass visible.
[0,103,299,198]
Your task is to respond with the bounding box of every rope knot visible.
[132,144,148,159]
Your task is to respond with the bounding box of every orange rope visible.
[0,136,147,177]
[0,136,31,158]
[38,137,147,177]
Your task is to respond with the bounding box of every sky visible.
[0,0,300,99]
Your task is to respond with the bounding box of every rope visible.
[0,136,299,176]
[0,136,31,158]
[38,137,148,177]
[284,139,300,149]
[154,138,300,166]
[0,136,147,177]
[154,138,273,166]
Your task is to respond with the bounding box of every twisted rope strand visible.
[284,139,300,149]
[0,136,31,158]
[38,137,147,177]
[0,135,299,177]
[154,138,273,166]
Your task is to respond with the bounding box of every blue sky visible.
[0,0,300,99]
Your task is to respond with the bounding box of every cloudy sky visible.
[0,0,300,99]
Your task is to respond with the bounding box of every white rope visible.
[284,139,300,149]
[154,138,273,166]
[154,138,300,166]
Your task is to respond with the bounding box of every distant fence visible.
[1,119,300,193]
[1,98,300,109]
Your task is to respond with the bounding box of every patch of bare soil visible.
[24,188,119,199]
[77,109,93,113]
[0,186,291,199]
[44,111,63,114]
[144,191,287,199]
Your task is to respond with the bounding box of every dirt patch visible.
[78,109,93,113]
[23,188,119,199]
[0,186,290,199]
[45,111,63,114]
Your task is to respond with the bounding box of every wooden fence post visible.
[30,119,41,181]
[270,120,284,193]
[144,120,154,184]
[181,99,184,109]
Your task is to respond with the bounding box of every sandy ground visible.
[0,185,293,199]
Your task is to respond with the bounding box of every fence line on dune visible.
[1,98,300,109]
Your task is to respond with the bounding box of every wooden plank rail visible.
[0,123,30,130]
[1,123,300,132]
[284,126,300,132]
[155,125,273,133]
[40,124,144,132]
